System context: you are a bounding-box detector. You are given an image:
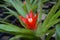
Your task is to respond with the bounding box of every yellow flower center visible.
[28,18,33,23]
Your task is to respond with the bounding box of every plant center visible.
[28,18,33,23]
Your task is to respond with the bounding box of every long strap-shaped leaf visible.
[16,0,24,7]
[45,29,55,40]
[34,0,60,37]
[42,0,49,3]
[49,10,60,22]
[38,0,43,21]
[39,10,60,37]
[9,35,35,40]
[32,0,37,5]
[0,24,34,35]
[26,0,32,13]
[36,0,43,36]
[40,18,60,37]
[30,0,33,4]
[2,14,13,21]
[4,7,19,18]
[42,1,60,27]
[5,0,26,17]
[4,7,26,28]
[56,24,60,40]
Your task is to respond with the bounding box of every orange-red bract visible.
[20,10,38,30]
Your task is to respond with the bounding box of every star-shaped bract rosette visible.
[20,10,38,30]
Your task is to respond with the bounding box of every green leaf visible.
[31,4,37,11]
[56,24,60,40]
[33,0,37,5]
[9,35,26,40]
[0,24,34,35]
[42,1,60,28]
[42,0,49,3]
[30,0,33,4]
[16,0,24,7]
[40,10,60,37]
[4,7,20,23]
[4,0,11,2]
[4,7,26,28]
[9,35,22,40]
[9,35,33,40]
[36,23,42,37]
[36,18,60,37]
[49,10,60,22]
[37,1,60,36]
[4,0,26,17]
[2,14,13,21]
[9,35,41,40]
[26,0,32,13]
[45,19,60,36]
[47,19,60,28]
[4,7,19,18]
[38,0,43,21]
[36,0,43,37]
[45,29,55,40]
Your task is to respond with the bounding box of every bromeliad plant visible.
[0,0,60,40]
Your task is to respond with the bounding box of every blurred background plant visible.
[0,0,60,40]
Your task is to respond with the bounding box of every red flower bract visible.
[20,10,38,30]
